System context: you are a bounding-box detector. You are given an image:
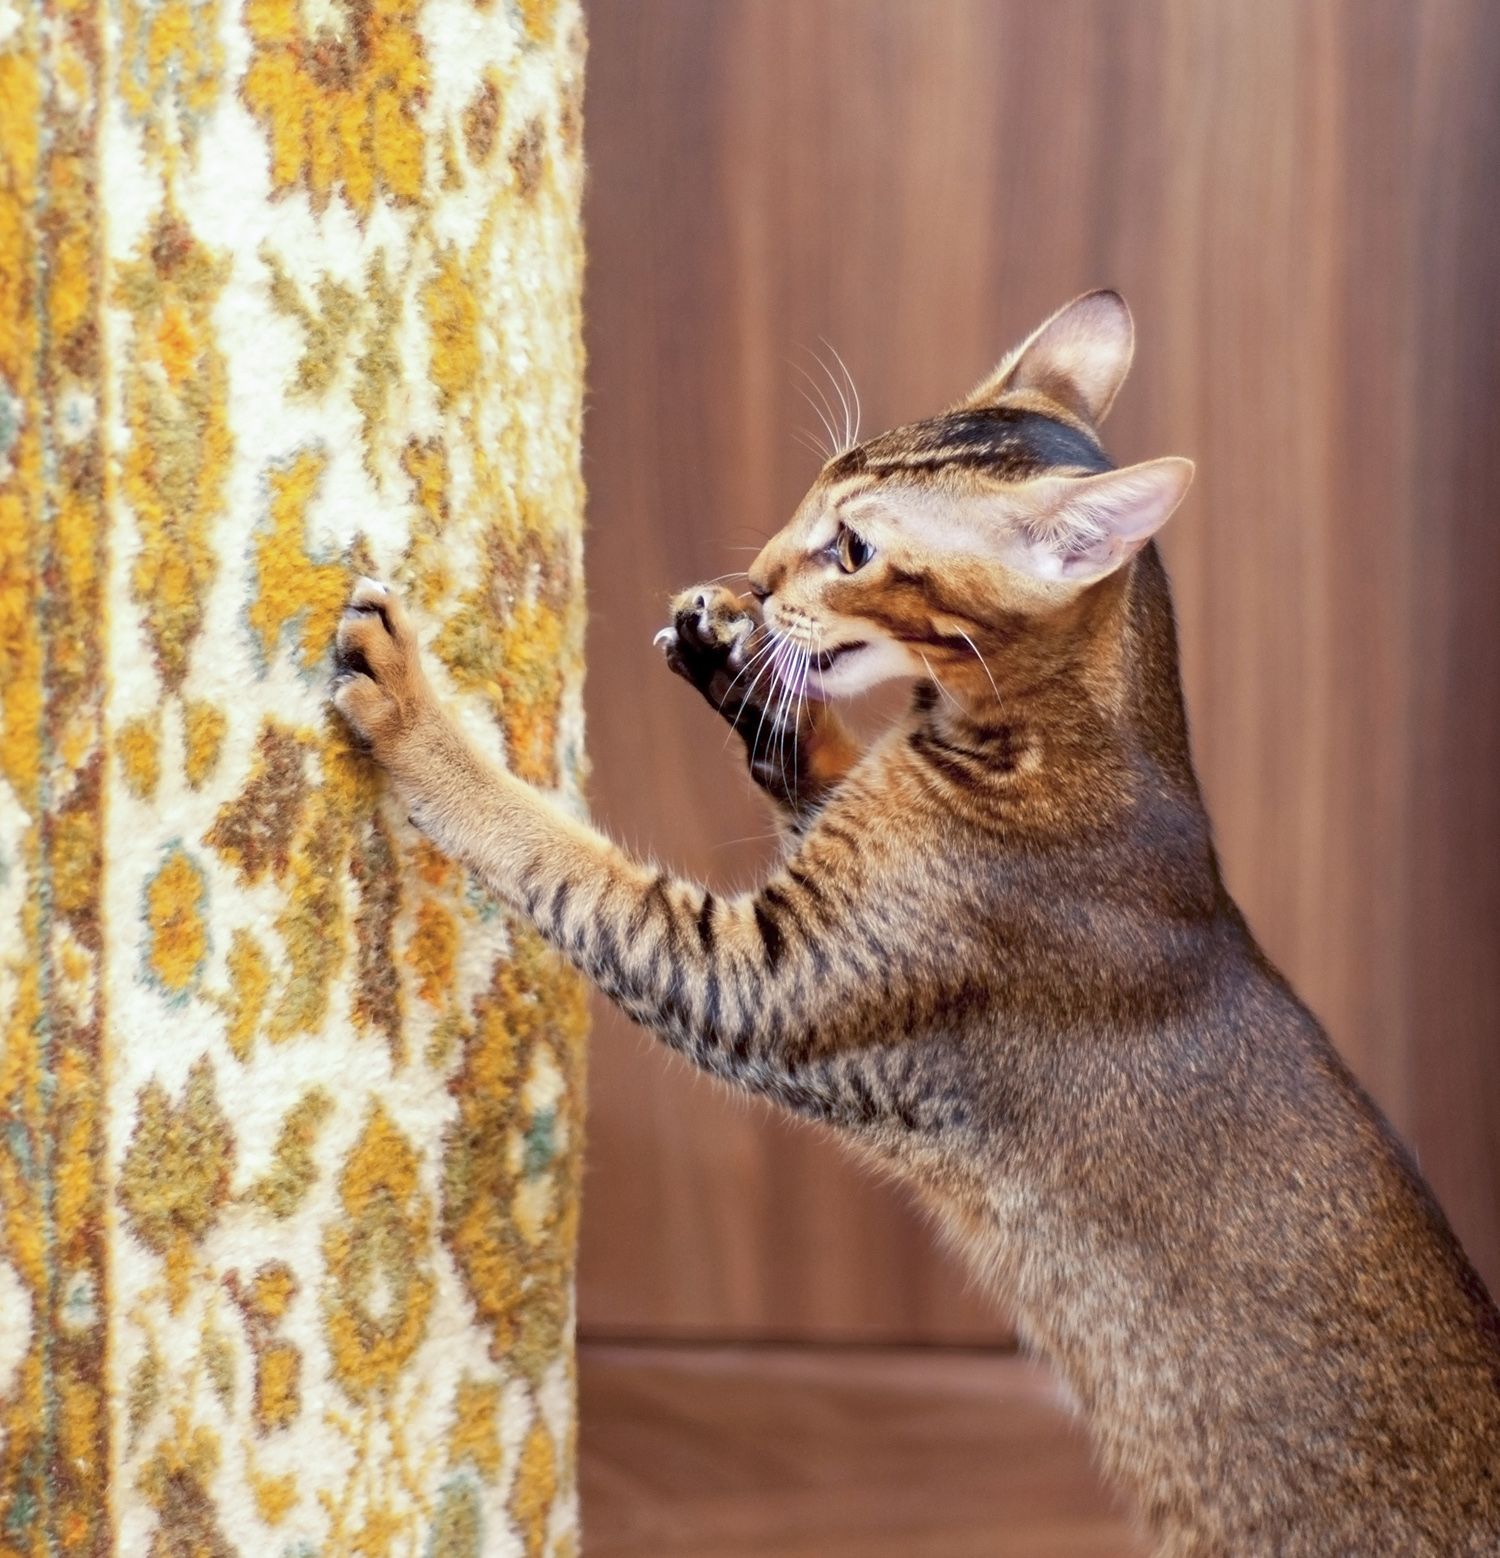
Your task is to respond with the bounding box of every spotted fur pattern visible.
[335,292,1500,1556]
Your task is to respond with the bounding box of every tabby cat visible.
[333,291,1500,1556]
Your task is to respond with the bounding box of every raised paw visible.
[656,585,764,709]
[331,577,435,762]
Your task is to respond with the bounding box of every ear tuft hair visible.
[1015,457,1194,582]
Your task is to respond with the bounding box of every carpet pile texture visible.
[0,0,588,1551]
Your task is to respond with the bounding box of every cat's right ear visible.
[963,290,1135,427]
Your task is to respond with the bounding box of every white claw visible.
[653,627,676,650]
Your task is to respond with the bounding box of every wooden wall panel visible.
[577,0,1500,1342]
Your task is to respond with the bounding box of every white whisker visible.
[719,637,782,757]
[918,651,962,710]
[822,348,854,453]
[793,428,830,462]
[721,663,774,757]
[819,336,862,449]
[792,366,840,460]
[745,660,777,769]
[956,628,1001,704]
[793,628,818,808]
[716,628,779,716]
[789,641,810,802]
[710,830,794,851]
[774,637,802,786]
[749,634,794,772]
[806,343,853,454]
[793,399,835,461]
[772,642,797,796]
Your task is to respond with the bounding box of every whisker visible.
[721,657,776,756]
[718,637,782,757]
[743,654,777,767]
[748,633,793,773]
[791,649,809,803]
[770,636,801,787]
[812,343,852,453]
[793,627,818,809]
[716,628,779,716]
[804,343,853,455]
[794,354,844,448]
[956,628,1001,704]
[776,637,803,794]
[710,830,793,851]
[818,336,862,449]
[770,641,795,797]
[918,650,962,711]
[791,365,840,459]
[793,428,830,462]
[787,641,804,809]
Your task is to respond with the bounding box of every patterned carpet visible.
[0,1,587,1552]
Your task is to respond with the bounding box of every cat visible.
[333,290,1500,1556]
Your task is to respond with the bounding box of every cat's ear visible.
[1010,457,1194,583]
[966,290,1135,426]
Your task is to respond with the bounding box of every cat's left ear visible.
[1011,457,1194,583]
[966,290,1135,426]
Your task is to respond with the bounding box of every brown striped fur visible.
[333,291,1500,1555]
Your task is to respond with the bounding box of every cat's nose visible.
[747,577,771,602]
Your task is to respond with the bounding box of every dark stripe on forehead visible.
[829,406,1112,480]
[929,408,1112,471]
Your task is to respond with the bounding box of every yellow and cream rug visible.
[0,1,588,1552]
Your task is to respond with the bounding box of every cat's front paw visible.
[656,585,763,707]
[331,578,439,768]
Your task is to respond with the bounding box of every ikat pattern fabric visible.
[0,1,588,1552]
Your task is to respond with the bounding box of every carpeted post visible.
[0,1,588,1551]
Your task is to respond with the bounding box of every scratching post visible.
[0,2,588,1552]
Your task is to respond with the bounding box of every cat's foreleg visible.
[332,579,883,1121]
[659,584,862,823]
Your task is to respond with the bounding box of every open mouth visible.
[810,641,866,673]
[771,638,868,697]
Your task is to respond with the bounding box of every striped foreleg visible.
[404,717,895,1118]
[334,579,884,1120]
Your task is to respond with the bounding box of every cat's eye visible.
[835,525,876,574]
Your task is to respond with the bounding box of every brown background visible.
[577,0,1500,1345]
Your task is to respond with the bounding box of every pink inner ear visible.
[988,290,1136,425]
[1055,529,1140,581]
[1025,458,1195,582]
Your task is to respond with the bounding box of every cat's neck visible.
[905,545,1211,818]
[908,679,1022,750]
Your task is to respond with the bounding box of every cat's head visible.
[748,291,1193,701]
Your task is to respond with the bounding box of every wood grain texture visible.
[578,1343,1147,1558]
[578,0,1500,1341]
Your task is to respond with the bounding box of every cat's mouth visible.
[771,639,866,684]
[811,642,866,672]
[775,639,869,702]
